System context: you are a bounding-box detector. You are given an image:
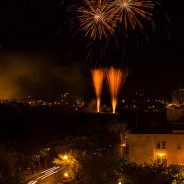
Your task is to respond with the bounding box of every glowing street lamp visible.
[159,152,163,157]
[63,172,69,184]
[63,155,68,160]
[157,152,167,165]
[64,172,68,177]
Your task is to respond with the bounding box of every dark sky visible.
[0,0,183,100]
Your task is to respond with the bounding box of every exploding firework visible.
[91,68,104,112]
[76,0,155,39]
[106,67,129,113]
[113,0,155,31]
[74,0,157,66]
[77,0,117,40]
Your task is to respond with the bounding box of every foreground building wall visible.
[127,134,184,165]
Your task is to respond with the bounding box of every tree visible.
[53,151,80,182]
[40,147,50,168]
[119,159,183,184]
[0,145,20,184]
[52,119,129,184]
[77,153,120,184]
[107,119,128,158]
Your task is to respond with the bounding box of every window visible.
[162,141,166,149]
[156,141,160,149]
[177,143,181,149]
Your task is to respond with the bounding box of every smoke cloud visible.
[0,52,91,100]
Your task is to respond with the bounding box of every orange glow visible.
[123,2,127,7]
[64,172,69,177]
[96,97,101,112]
[114,0,155,31]
[106,67,129,113]
[94,14,100,20]
[77,0,116,40]
[63,155,68,160]
[91,69,104,112]
[159,152,164,157]
[112,97,117,114]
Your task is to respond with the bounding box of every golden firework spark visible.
[114,0,155,31]
[106,67,129,113]
[91,68,104,112]
[77,0,117,40]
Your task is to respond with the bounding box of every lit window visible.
[177,143,181,149]
[162,141,166,149]
[156,141,160,149]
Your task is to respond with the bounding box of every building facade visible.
[126,134,184,166]
[167,108,184,122]
[172,88,184,106]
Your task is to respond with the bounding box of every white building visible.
[126,134,184,166]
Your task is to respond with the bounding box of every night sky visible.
[0,0,183,101]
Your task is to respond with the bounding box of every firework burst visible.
[77,0,117,40]
[113,0,155,31]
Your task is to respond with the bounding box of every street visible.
[20,166,77,184]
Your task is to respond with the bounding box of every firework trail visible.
[74,0,157,66]
[113,0,155,31]
[106,67,129,113]
[91,68,105,112]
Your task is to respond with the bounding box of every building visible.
[172,88,184,106]
[126,134,184,166]
[167,108,184,122]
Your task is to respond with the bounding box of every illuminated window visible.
[156,141,160,149]
[162,141,166,149]
[177,143,181,149]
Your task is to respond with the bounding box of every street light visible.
[159,152,163,157]
[157,152,167,165]
[63,155,68,160]
[64,172,68,177]
[63,172,69,184]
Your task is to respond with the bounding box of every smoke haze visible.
[0,52,91,100]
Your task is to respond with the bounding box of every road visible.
[20,166,76,184]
